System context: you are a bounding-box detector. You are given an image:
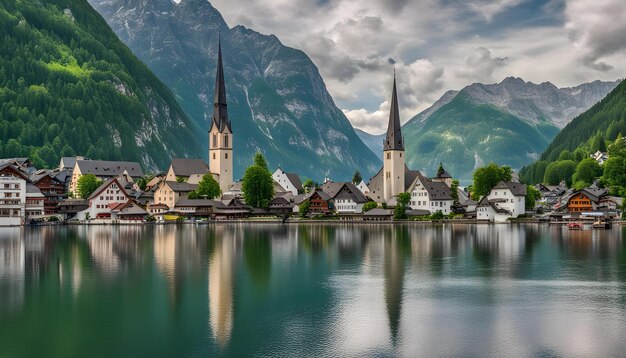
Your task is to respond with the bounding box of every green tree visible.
[591,133,607,152]
[352,170,362,184]
[303,179,316,192]
[189,173,221,199]
[299,200,311,218]
[76,174,102,199]
[558,150,572,161]
[136,175,153,191]
[254,151,268,170]
[393,192,411,220]
[242,154,274,208]
[471,163,512,199]
[437,163,445,176]
[450,179,459,201]
[430,211,444,220]
[602,156,626,188]
[572,158,602,186]
[543,160,576,186]
[362,201,377,212]
[525,185,541,210]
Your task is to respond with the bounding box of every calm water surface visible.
[1,224,626,357]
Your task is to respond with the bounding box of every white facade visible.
[0,176,26,226]
[78,179,130,220]
[356,180,369,196]
[487,188,525,217]
[334,198,364,214]
[408,177,452,214]
[383,150,405,202]
[209,125,233,194]
[272,169,299,195]
[25,185,45,220]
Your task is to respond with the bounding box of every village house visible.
[0,174,26,226]
[25,184,45,220]
[268,195,296,215]
[69,159,143,196]
[78,176,135,220]
[476,181,527,222]
[165,158,209,184]
[147,203,170,216]
[153,181,197,209]
[272,168,303,195]
[29,170,66,214]
[320,182,369,214]
[306,189,332,214]
[109,200,148,221]
[565,188,609,213]
[407,172,453,214]
[56,199,89,220]
[591,150,608,165]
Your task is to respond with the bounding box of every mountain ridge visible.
[88,0,381,181]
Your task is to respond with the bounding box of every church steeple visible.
[212,35,230,133]
[384,74,403,151]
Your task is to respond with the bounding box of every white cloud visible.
[565,0,626,71]
[343,101,390,135]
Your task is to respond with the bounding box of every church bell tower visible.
[209,36,233,193]
[383,74,405,202]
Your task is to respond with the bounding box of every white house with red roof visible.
[77,177,132,220]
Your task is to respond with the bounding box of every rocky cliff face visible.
[88,0,380,181]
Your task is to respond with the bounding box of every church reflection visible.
[208,225,237,347]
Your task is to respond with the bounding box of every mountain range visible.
[0,0,201,170]
[358,77,620,182]
[87,0,381,181]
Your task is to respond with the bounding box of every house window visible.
[225,153,228,159]
[213,134,217,148]
[213,153,216,160]
[224,134,229,147]
[387,153,391,159]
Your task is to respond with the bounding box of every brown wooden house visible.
[308,190,332,214]
[30,171,66,214]
[566,188,607,213]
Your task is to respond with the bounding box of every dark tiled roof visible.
[164,181,197,192]
[285,173,303,190]
[367,165,422,202]
[170,158,209,177]
[175,198,222,207]
[384,76,404,151]
[321,182,368,203]
[492,181,527,196]
[477,197,511,214]
[88,177,130,200]
[76,160,143,177]
[363,208,392,216]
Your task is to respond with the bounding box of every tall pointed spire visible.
[384,73,403,151]
[212,33,230,132]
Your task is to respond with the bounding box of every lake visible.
[1,224,626,357]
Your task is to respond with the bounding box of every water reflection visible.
[0,224,625,357]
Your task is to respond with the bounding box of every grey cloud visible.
[565,0,626,71]
[456,47,508,81]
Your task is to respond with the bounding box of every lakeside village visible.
[0,43,623,227]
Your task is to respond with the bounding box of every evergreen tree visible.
[352,170,362,184]
[242,153,274,208]
[393,192,411,220]
[253,152,268,171]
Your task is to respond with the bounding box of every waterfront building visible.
[30,170,66,214]
[208,38,234,193]
[407,172,453,214]
[79,177,133,220]
[25,184,45,220]
[0,175,26,226]
[153,181,198,210]
[320,181,369,214]
[477,181,527,222]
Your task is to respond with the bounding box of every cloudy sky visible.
[209,0,626,134]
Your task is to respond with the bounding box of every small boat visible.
[567,222,583,230]
[592,220,611,229]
